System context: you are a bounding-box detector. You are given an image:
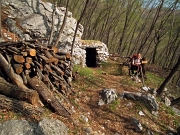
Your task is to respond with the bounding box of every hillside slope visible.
[67,60,180,134]
[0,59,179,134]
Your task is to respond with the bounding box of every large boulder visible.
[0,118,68,135]
[2,0,83,42]
[2,0,109,67]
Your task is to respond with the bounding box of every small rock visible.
[164,97,171,106]
[139,111,145,116]
[130,117,143,133]
[84,127,93,134]
[80,115,88,122]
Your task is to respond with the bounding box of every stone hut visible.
[73,40,109,67]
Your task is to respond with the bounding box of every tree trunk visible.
[0,77,42,107]
[171,97,180,106]
[48,2,57,45]
[70,0,90,66]
[0,94,43,116]
[157,55,180,95]
[0,53,28,90]
[27,76,71,117]
[53,0,69,47]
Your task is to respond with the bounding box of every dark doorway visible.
[86,48,97,67]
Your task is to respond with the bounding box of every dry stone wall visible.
[80,40,109,67]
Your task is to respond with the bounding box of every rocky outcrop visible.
[3,0,83,42]
[2,0,109,67]
[119,91,159,115]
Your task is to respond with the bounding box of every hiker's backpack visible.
[130,54,137,67]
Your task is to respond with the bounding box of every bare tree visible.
[70,0,90,66]
[117,0,138,54]
[48,2,57,45]
[136,0,164,54]
[157,55,180,95]
[53,0,70,47]
[81,0,100,39]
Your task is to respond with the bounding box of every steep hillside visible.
[0,1,180,134]
[68,60,180,134]
[0,57,179,134]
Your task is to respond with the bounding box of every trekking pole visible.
[135,65,140,83]
[140,65,145,87]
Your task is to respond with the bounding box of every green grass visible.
[145,72,165,88]
[80,40,102,44]
[166,106,175,116]
[72,65,104,89]
[135,104,143,111]
[73,65,94,77]
[0,112,4,122]
[109,99,120,112]
[101,61,122,75]
[174,120,180,127]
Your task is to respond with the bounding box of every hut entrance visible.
[86,48,97,67]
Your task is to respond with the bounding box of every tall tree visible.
[137,0,164,53]
[117,0,138,54]
[157,55,180,95]
[54,0,70,47]
[48,2,57,45]
[70,0,90,65]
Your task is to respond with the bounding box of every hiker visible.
[131,53,142,76]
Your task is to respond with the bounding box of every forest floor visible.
[0,26,180,134]
[66,60,180,135]
[0,58,179,135]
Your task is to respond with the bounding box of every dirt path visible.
[70,68,151,134]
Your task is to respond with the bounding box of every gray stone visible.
[165,97,171,106]
[80,115,88,123]
[0,118,68,135]
[172,107,180,116]
[36,118,68,135]
[146,129,154,135]
[5,18,25,39]
[0,120,37,135]
[130,117,143,133]
[84,127,93,134]
[2,0,81,43]
[124,93,136,100]
[121,92,159,115]
[98,98,105,106]
[98,88,117,105]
